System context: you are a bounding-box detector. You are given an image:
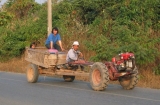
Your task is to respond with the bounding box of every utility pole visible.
[47,0,52,36]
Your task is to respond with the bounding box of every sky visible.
[0,0,47,7]
[35,0,47,4]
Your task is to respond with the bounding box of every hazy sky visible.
[0,0,47,7]
[35,0,47,4]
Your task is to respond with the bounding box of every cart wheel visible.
[119,67,139,90]
[90,62,109,91]
[63,75,75,82]
[26,63,39,83]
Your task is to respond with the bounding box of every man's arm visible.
[78,52,83,58]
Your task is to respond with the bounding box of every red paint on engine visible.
[112,52,134,65]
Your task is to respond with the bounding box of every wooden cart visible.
[25,47,109,91]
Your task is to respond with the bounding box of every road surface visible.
[0,71,160,105]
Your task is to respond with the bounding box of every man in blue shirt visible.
[45,27,64,51]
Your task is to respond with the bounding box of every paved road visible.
[0,71,160,105]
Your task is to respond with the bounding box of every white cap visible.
[72,41,79,46]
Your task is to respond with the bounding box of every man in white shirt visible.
[66,41,83,62]
[66,41,84,70]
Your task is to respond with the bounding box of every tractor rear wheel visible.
[63,75,75,82]
[119,67,138,90]
[26,63,39,83]
[90,62,109,91]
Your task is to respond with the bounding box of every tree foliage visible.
[4,0,35,19]
[0,0,47,61]
[0,11,12,26]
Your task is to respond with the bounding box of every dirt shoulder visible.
[0,57,160,89]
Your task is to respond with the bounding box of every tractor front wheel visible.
[119,67,139,90]
[90,62,109,91]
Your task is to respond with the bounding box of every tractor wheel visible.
[63,75,75,82]
[26,63,39,83]
[90,62,109,91]
[119,67,138,90]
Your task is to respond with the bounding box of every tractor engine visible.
[112,52,135,71]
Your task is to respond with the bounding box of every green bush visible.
[0,1,47,61]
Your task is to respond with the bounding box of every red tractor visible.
[25,47,138,91]
[90,52,138,91]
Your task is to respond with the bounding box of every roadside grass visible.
[0,56,28,73]
[0,57,160,89]
[138,69,160,89]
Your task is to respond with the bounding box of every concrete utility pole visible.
[47,0,52,36]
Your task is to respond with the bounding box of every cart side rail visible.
[25,47,67,68]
